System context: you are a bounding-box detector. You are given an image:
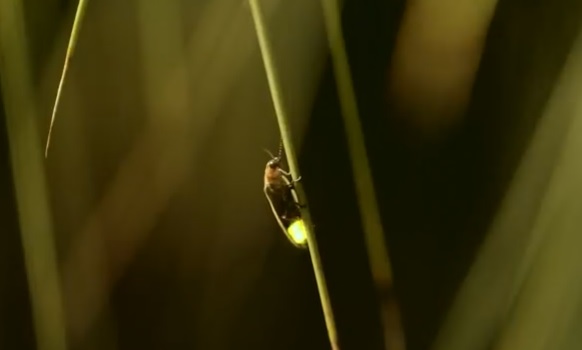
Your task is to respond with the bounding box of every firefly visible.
[263,142,308,248]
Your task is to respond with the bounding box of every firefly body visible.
[263,144,307,247]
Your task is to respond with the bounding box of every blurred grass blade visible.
[432,28,582,350]
[248,0,340,348]
[0,0,68,349]
[45,0,89,157]
[319,0,405,349]
[320,0,392,292]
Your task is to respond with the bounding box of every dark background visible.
[1,0,581,349]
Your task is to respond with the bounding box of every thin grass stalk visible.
[319,0,405,348]
[45,0,89,157]
[320,0,392,293]
[248,0,340,349]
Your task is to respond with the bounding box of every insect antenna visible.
[263,148,276,159]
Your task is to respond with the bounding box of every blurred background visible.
[1,0,582,349]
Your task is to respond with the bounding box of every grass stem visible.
[45,0,89,157]
[248,1,340,348]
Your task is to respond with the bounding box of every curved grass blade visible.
[45,0,90,158]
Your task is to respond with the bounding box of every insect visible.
[263,141,308,248]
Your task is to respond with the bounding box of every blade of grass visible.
[248,1,340,349]
[432,29,582,350]
[45,0,89,157]
[319,0,405,348]
[0,0,68,349]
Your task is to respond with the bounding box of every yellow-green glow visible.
[287,219,308,246]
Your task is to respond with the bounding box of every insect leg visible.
[285,175,302,190]
[295,202,307,209]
